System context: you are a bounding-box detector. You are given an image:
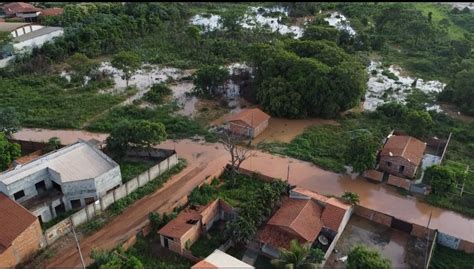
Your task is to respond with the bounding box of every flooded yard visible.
[252,117,339,145]
[326,215,410,268]
[364,61,446,111]
[190,6,307,38]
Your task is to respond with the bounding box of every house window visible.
[399,165,405,173]
[70,199,82,209]
[386,161,392,167]
[13,190,25,200]
[35,180,47,194]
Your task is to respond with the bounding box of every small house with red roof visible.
[158,199,234,255]
[378,134,427,179]
[225,108,270,138]
[256,187,352,262]
[0,193,44,268]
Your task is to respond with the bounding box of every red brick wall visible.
[0,219,43,267]
[229,121,252,137]
[387,175,412,190]
[372,212,392,226]
[379,156,418,178]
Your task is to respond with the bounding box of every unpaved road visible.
[41,139,473,268]
[46,140,228,268]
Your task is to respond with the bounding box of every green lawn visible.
[413,3,467,40]
[0,76,124,129]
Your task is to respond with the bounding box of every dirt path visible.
[45,142,228,268]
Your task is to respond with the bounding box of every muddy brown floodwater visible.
[11,130,474,246]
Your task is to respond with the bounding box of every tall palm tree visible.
[271,240,324,269]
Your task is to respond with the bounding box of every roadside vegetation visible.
[429,244,474,269]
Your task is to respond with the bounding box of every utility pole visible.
[71,218,86,269]
[286,164,290,183]
[424,211,433,269]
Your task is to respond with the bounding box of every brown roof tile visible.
[192,260,218,269]
[227,108,270,129]
[0,193,37,253]
[380,135,426,165]
[321,201,347,231]
[1,2,41,16]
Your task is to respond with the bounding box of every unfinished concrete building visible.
[0,140,121,223]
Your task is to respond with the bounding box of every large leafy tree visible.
[345,130,380,173]
[193,65,229,97]
[0,132,21,171]
[106,120,167,158]
[66,53,99,84]
[424,165,461,196]
[271,239,325,269]
[405,110,433,138]
[0,107,21,136]
[251,40,367,118]
[111,51,141,87]
[348,245,391,269]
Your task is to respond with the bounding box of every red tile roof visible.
[380,135,426,165]
[258,188,351,249]
[40,7,64,16]
[227,108,270,129]
[0,193,37,254]
[257,197,323,249]
[192,260,218,269]
[158,206,203,239]
[1,2,41,16]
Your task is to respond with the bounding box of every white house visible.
[0,141,122,223]
[0,22,63,67]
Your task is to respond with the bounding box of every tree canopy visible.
[193,64,229,97]
[250,40,367,118]
[0,132,21,171]
[0,107,21,136]
[347,245,391,269]
[111,51,141,87]
[271,239,324,269]
[346,130,380,173]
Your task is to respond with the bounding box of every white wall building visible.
[0,22,63,67]
[0,141,122,223]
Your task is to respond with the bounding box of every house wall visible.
[229,120,252,137]
[379,155,418,178]
[0,219,43,268]
[2,168,53,203]
[14,29,63,52]
[387,175,412,191]
[94,166,121,197]
[322,207,353,266]
[253,119,269,138]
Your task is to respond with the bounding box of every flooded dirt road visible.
[16,135,472,268]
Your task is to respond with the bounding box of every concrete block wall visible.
[45,218,72,245]
[114,185,127,201]
[71,209,88,226]
[126,178,139,194]
[138,173,149,187]
[101,192,114,210]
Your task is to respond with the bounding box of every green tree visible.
[111,51,141,87]
[0,132,21,171]
[449,69,474,115]
[225,216,256,245]
[346,130,379,173]
[424,165,457,196]
[405,110,433,138]
[302,25,340,43]
[106,120,167,158]
[193,65,229,97]
[220,10,243,33]
[341,191,360,205]
[347,245,391,269]
[44,137,61,152]
[271,239,324,269]
[144,83,172,103]
[0,107,21,136]
[67,52,99,84]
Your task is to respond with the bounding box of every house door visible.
[164,238,169,248]
[391,218,412,233]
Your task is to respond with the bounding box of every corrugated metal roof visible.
[13,26,63,42]
[0,141,118,185]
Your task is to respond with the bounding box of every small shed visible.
[226,108,270,138]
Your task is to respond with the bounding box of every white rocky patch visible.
[324,12,356,36]
[364,61,446,112]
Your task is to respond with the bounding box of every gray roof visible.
[0,22,30,32]
[0,141,118,185]
[13,26,63,42]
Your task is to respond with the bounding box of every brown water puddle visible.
[252,117,339,144]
